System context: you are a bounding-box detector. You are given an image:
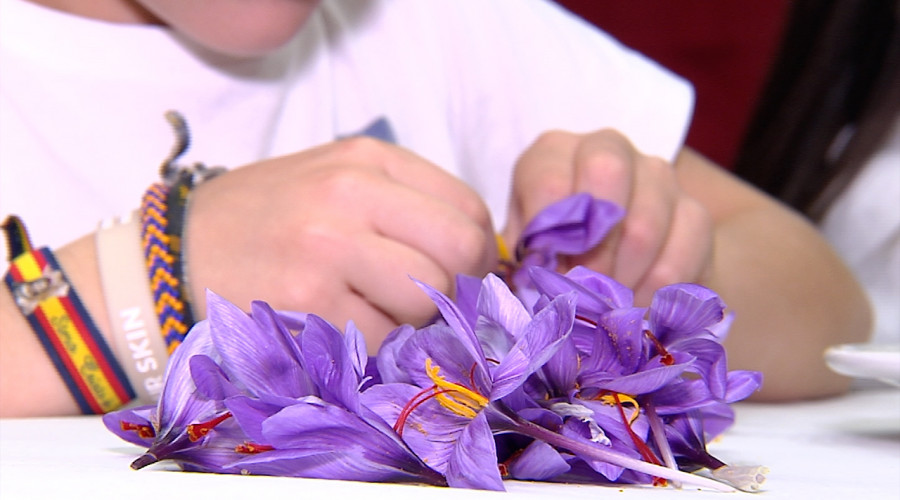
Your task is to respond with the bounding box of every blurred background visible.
[554,1,791,169]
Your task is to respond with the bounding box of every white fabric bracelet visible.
[96,211,168,405]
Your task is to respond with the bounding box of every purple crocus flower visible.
[102,314,248,473]
[217,313,443,484]
[502,193,624,292]
[105,291,443,484]
[104,192,764,492]
[366,272,740,491]
[520,265,763,488]
[364,274,577,490]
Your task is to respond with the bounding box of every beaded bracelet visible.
[3,216,135,414]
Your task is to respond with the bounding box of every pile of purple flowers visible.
[104,194,766,492]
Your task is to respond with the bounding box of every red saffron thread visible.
[643,329,674,366]
[235,442,275,454]
[609,393,667,487]
[120,421,156,439]
[187,412,232,442]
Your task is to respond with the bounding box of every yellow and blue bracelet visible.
[3,216,136,413]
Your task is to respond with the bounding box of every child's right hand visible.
[185,136,498,350]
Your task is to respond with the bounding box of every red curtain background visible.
[554,1,790,169]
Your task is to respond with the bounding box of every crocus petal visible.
[155,319,218,434]
[397,323,487,394]
[520,193,624,255]
[224,394,297,444]
[539,336,581,395]
[597,306,649,373]
[696,403,737,440]
[444,411,504,491]
[413,279,486,364]
[723,370,764,403]
[361,382,466,474]
[190,354,242,401]
[474,316,516,367]
[102,405,156,447]
[343,321,369,380]
[491,293,576,399]
[651,379,719,414]
[300,314,363,412]
[670,338,729,399]
[507,439,571,480]
[649,284,725,343]
[580,356,691,395]
[206,291,311,399]
[476,273,532,338]
[235,400,439,484]
[454,273,484,328]
[529,266,633,317]
[375,324,417,385]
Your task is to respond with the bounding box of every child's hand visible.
[503,129,713,305]
[186,136,497,348]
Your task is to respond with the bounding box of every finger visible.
[565,129,639,274]
[504,131,580,242]
[361,171,497,278]
[328,290,410,354]
[571,129,638,208]
[244,228,411,352]
[609,155,678,287]
[297,164,497,278]
[325,137,496,234]
[347,232,448,328]
[633,195,714,305]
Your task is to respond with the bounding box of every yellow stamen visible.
[600,392,641,424]
[425,358,488,418]
[495,234,512,263]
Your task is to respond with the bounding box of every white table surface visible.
[2,388,898,499]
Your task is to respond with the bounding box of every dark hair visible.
[733,0,900,220]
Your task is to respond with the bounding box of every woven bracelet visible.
[141,183,190,354]
[3,216,136,414]
[142,111,225,354]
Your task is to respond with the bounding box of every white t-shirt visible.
[0,0,693,249]
[820,115,900,345]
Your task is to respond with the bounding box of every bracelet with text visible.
[96,212,169,404]
[3,216,135,414]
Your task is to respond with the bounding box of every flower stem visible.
[643,400,681,488]
[502,408,735,492]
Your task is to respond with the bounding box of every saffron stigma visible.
[393,358,489,436]
[235,442,275,454]
[605,392,667,486]
[120,421,156,439]
[643,329,674,366]
[598,392,640,424]
[187,412,232,442]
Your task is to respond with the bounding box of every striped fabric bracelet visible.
[141,182,190,355]
[142,111,225,354]
[3,216,135,414]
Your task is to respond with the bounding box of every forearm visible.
[0,234,110,417]
[677,149,872,400]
